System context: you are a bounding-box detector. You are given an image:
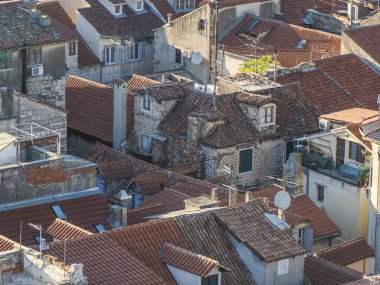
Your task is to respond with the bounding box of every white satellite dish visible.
[274,191,291,211]
[191,52,202,65]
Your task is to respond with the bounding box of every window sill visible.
[0,67,12,70]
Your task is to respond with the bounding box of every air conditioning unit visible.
[30,65,43,77]
[319,118,331,131]
[181,49,193,59]
[194,83,206,92]
[206,84,215,95]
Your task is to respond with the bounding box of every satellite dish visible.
[274,191,291,211]
[191,52,202,65]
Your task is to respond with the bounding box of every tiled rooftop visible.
[213,199,306,262]
[220,15,341,67]
[252,186,341,239]
[46,218,93,241]
[0,235,16,252]
[321,108,378,125]
[277,54,380,114]
[304,255,363,285]
[315,237,374,266]
[344,25,380,65]
[78,0,164,38]
[0,194,111,246]
[0,1,78,50]
[160,242,224,277]
[66,75,160,143]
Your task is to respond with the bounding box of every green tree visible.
[238,55,280,76]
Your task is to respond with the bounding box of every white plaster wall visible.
[234,0,280,18]
[304,170,369,240]
[167,265,201,285]
[76,11,101,58]
[347,257,374,275]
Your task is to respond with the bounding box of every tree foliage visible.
[238,55,280,76]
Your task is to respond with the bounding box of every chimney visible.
[284,153,304,196]
[211,188,218,200]
[108,190,132,228]
[113,80,127,151]
[229,186,237,206]
[167,13,173,27]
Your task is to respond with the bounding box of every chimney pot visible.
[211,188,218,200]
[245,191,251,203]
[229,186,237,206]
[167,13,173,26]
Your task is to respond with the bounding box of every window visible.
[52,205,66,219]
[0,50,12,69]
[143,93,151,110]
[115,4,121,14]
[297,228,303,245]
[68,41,76,56]
[141,135,151,153]
[264,106,274,123]
[125,42,146,61]
[349,141,365,164]
[175,48,182,64]
[135,0,143,10]
[199,19,207,35]
[28,46,42,66]
[105,46,117,65]
[175,0,195,11]
[201,274,218,285]
[316,184,324,203]
[95,224,106,233]
[239,148,253,173]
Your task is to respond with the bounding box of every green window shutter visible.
[239,149,253,173]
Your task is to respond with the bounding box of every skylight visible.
[296,39,308,49]
[51,205,66,219]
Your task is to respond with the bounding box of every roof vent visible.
[39,14,51,27]
[296,39,307,49]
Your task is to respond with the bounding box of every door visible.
[336,137,345,166]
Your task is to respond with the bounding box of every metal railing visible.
[301,151,369,187]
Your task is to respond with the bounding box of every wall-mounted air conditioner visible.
[30,65,43,77]
[319,118,331,131]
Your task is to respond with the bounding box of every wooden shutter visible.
[336,137,345,166]
[357,145,365,164]
[239,149,253,173]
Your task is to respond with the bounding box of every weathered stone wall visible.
[26,75,66,108]
[201,139,284,189]
[0,158,97,204]
[67,130,98,158]
[304,9,347,34]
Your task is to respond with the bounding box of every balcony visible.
[301,151,369,187]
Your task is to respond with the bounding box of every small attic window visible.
[51,205,66,219]
[95,224,106,233]
[135,0,143,10]
[115,4,122,15]
[296,39,307,49]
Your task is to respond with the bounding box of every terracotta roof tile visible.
[321,108,378,125]
[141,188,191,213]
[0,194,111,247]
[108,219,190,285]
[78,0,164,38]
[45,234,167,284]
[281,0,346,25]
[213,199,306,262]
[315,237,374,266]
[0,1,77,50]
[176,213,257,285]
[0,235,16,252]
[251,186,341,239]
[344,25,380,64]
[160,242,222,277]
[277,54,380,114]
[133,172,168,195]
[220,15,341,67]
[305,255,363,285]
[77,39,100,66]
[133,83,186,102]
[46,219,93,241]
[128,203,168,224]
[67,75,160,143]
[343,277,380,285]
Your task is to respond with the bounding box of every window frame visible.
[125,42,146,62]
[141,134,152,153]
[135,0,143,10]
[316,184,325,203]
[201,274,219,285]
[175,0,195,11]
[349,141,365,164]
[264,106,274,123]
[297,228,303,245]
[142,93,151,111]
[198,19,207,36]
[114,4,122,14]
[68,41,76,56]
[239,148,253,174]
[0,50,12,69]
[105,45,117,65]
[28,46,42,66]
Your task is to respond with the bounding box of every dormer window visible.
[264,106,274,123]
[175,0,195,11]
[201,274,218,285]
[296,39,307,49]
[135,0,143,10]
[114,4,122,15]
[143,93,151,110]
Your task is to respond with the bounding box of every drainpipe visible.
[305,168,310,196]
[21,42,28,94]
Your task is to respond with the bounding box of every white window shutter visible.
[118,46,124,63]
[125,45,132,62]
[169,46,175,63]
[141,42,146,59]
[104,46,108,64]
